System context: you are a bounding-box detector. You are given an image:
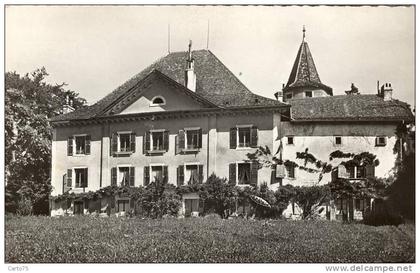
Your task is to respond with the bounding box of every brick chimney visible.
[62,94,75,114]
[274,84,285,102]
[380,82,393,101]
[185,40,196,92]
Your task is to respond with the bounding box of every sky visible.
[5,5,415,107]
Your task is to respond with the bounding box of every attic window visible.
[150,96,166,106]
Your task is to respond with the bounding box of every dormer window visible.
[305,91,313,98]
[150,96,166,106]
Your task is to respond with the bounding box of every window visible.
[186,129,200,150]
[347,166,367,179]
[111,132,135,154]
[74,168,88,188]
[117,199,130,212]
[150,96,166,106]
[151,165,163,181]
[67,135,90,156]
[305,91,313,98]
[335,136,342,146]
[286,93,293,100]
[238,127,251,148]
[111,166,135,186]
[287,136,294,145]
[177,164,203,186]
[75,136,86,154]
[229,161,258,186]
[119,133,131,152]
[118,167,130,186]
[230,125,258,149]
[238,163,251,185]
[286,165,295,179]
[152,131,164,151]
[375,136,387,147]
[185,164,200,185]
[144,165,168,185]
[144,130,168,154]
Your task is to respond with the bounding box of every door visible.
[74,201,84,215]
[185,199,199,217]
[117,199,129,212]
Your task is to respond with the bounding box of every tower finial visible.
[302,25,306,42]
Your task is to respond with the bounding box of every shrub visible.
[16,197,33,216]
[294,185,331,219]
[200,174,238,218]
[138,180,182,218]
[363,198,404,226]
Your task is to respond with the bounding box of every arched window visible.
[150,96,166,106]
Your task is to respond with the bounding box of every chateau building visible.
[50,32,413,218]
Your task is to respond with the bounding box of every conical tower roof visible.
[284,29,332,95]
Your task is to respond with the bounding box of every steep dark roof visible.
[52,49,284,122]
[289,95,413,122]
[285,41,333,95]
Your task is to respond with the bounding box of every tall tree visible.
[5,68,86,215]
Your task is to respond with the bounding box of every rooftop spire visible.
[302,25,306,42]
[283,28,333,97]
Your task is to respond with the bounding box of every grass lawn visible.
[5,216,415,263]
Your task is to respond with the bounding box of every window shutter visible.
[164,131,169,152]
[178,130,185,153]
[85,135,91,155]
[177,165,184,186]
[276,164,286,178]
[250,161,258,186]
[347,167,355,179]
[270,168,275,185]
[67,169,72,187]
[198,165,204,183]
[83,168,88,188]
[230,128,237,149]
[111,133,118,154]
[129,198,134,209]
[129,167,135,187]
[163,166,168,183]
[338,164,349,179]
[111,167,117,186]
[130,133,136,153]
[144,166,150,186]
[144,131,150,154]
[365,164,375,179]
[229,163,236,185]
[250,126,258,148]
[67,137,73,156]
[198,129,203,149]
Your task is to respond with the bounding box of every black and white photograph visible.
[3,2,416,270]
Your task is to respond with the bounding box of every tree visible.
[5,68,86,215]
